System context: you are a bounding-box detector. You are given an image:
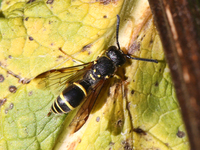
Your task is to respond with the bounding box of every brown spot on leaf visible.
[9,103,14,110]
[29,36,34,41]
[133,127,147,135]
[9,86,17,93]
[0,74,5,82]
[8,55,12,59]
[5,108,9,114]
[140,34,146,41]
[121,140,133,150]
[96,116,100,122]
[7,56,11,59]
[49,20,53,24]
[109,141,115,150]
[149,38,153,44]
[117,119,123,127]
[131,90,134,94]
[103,15,107,18]
[56,55,64,61]
[0,98,7,107]
[155,81,159,86]
[46,0,54,4]
[4,102,15,113]
[25,17,29,21]
[177,130,185,138]
[82,44,92,52]
[28,91,33,96]
[88,51,91,55]
[47,111,52,117]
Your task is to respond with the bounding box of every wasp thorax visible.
[106,46,126,67]
[92,56,116,79]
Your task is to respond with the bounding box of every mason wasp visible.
[35,15,158,131]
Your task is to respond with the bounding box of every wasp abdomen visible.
[51,80,91,114]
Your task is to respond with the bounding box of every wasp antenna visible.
[116,15,121,50]
[126,55,158,63]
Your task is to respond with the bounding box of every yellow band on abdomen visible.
[60,92,75,110]
[73,82,87,96]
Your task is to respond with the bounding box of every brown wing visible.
[34,62,93,93]
[69,79,106,133]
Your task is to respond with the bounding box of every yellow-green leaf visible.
[0,0,189,150]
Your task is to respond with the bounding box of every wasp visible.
[36,15,158,130]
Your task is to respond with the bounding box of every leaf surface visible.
[0,0,124,150]
[0,0,189,150]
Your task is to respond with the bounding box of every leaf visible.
[0,0,124,150]
[0,0,189,150]
[53,1,189,150]
[149,1,200,149]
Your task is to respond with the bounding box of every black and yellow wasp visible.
[36,15,158,130]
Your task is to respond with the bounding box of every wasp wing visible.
[35,62,93,94]
[69,79,106,133]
